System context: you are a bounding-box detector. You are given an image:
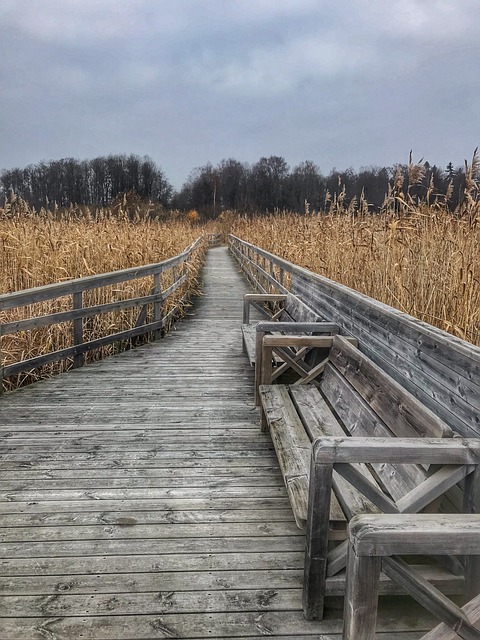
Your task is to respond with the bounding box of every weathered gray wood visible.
[350,514,480,557]
[0,293,164,335]
[463,465,480,598]
[291,271,480,438]
[279,293,321,323]
[320,362,430,500]
[313,437,480,466]
[342,544,381,640]
[345,515,480,640]
[330,335,453,438]
[243,293,287,324]
[396,464,473,514]
[303,454,333,620]
[382,558,480,640]
[256,321,339,333]
[420,594,480,640]
[259,385,311,527]
[72,290,84,368]
[153,272,162,340]
[289,385,377,522]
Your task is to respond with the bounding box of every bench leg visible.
[303,460,333,620]
[342,547,381,640]
[254,330,265,406]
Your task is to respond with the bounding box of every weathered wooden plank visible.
[313,437,480,466]
[289,385,376,521]
[0,496,292,515]
[0,521,302,542]
[0,508,295,529]
[259,385,312,527]
[343,544,381,639]
[0,565,462,598]
[0,293,164,335]
[320,363,428,500]
[0,550,306,576]
[0,473,285,491]
[0,535,305,560]
[350,514,480,557]
[0,608,436,640]
[330,335,453,438]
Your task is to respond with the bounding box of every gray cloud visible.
[1,0,479,189]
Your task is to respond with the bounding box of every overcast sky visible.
[1,0,479,189]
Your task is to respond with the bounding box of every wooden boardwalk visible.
[0,247,433,639]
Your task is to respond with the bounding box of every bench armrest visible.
[243,293,287,324]
[256,321,339,333]
[312,436,480,465]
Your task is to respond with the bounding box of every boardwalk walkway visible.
[0,247,429,639]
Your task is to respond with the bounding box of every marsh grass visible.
[0,203,208,389]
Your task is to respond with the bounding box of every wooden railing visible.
[0,237,204,390]
[228,234,290,294]
[228,234,480,439]
[207,233,221,247]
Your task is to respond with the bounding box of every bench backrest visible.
[319,336,453,502]
[291,272,480,439]
[280,293,321,324]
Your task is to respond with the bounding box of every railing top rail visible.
[228,234,480,361]
[229,234,297,273]
[0,237,203,311]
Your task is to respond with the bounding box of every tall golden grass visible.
[0,201,209,389]
[232,155,480,347]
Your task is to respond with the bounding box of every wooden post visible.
[72,291,84,368]
[303,446,334,620]
[243,298,251,325]
[343,547,381,639]
[344,514,480,640]
[254,329,265,406]
[153,272,162,340]
[0,324,3,394]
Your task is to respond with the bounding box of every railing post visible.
[72,291,84,368]
[153,271,162,340]
[0,324,4,395]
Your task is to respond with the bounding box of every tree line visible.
[0,153,469,216]
[0,154,172,211]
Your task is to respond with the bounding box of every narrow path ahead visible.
[0,247,426,638]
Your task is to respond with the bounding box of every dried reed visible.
[0,202,209,389]
[232,155,480,347]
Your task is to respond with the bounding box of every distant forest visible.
[0,153,469,217]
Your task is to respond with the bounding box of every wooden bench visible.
[242,291,338,364]
[343,514,480,640]
[242,292,340,404]
[259,335,480,619]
